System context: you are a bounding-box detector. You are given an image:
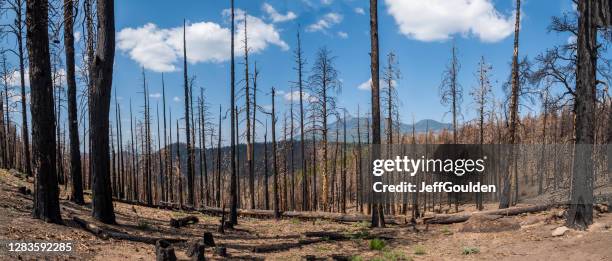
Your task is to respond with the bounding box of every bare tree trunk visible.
[369,0,384,228]
[14,0,32,177]
[295,30,308,211]
[27,0,62,224]
[566,0,597,230]
[162,74,169,202]
[264,120,269,210]
[181,20,195,207]
[229,0,238,225]
[271,88,280,219]
[216,105,222,208]
[62,0,83,204]
[176,120,183,208]
[500,0,521,209]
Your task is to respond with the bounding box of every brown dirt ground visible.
[0,169,610,261]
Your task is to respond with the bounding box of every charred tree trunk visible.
[295,30,308,211]
[181,20,195,207]
[89,0,116,224]
[63,0,84,204]
[229,0,238,226]
[27,0,62,224]
[500,0,521,209]
[567,0,599,230]
[369,0,385,228]
[264,120,269,210]
[271,88,280,219]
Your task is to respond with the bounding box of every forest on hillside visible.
[0,0,611,260]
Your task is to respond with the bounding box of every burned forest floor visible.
[0,169,610,261]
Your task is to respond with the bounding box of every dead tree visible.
[198,88,209,206]
[162,74,169,202]
[142,69,153,206]
[88,0,116,224]
[26,0,62,224]
[180,20,195,207]
[229,0,238,225]
[62,0,84,204]
[156,103,163,204]
[308,47,341,211]
[216,105,222,208]
[566,0,612,230]
[264,119,269,210]
[471,56,493,211]
[370,0,385,227]
[499,0,521,209]
[242,13,255,210]
[176,120,183,208]
[294,29,309,211]
[271,87,280,219]
[6,0,32,177]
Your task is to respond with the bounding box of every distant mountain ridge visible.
[325,117,451,142]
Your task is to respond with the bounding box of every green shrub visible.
[290,218,301,225]
[383,249,411,261]
[350,255,364,261]
[137,220,151,230]
[413,245,426,255]
[441,225,452,235]
[462,246,480,255]
[369,238,386,251]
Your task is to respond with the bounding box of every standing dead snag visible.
[155,240,177,261]
[271,87,280,219]
[294,28,309,211]
[501,0,521,209]
[369,0,385,228]
[64,0,84,205]
[26,0,62,224]
[566,0,612,230]
[89,0,116,224]
[181,20,195,207]
[229,0,238,226]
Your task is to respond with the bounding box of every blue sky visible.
[2,0,583,144]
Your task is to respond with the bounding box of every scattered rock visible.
[594,204,608,214]
[460,215,520,233]
[555,210,565,218]
[551,226,570,237]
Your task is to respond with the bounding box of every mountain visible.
[325,117,451,142]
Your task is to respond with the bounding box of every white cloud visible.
[283,90,317,102]
[7,70,29,87]
[337,31,348,39]
[173,96,181,102]
[149,92,162,99]
[117,10,288,72]
[74,31,82,43]
[567,35,577,45]
[262,3,297,23]
[354,7,365,15]
[321,0,333,5]
[384,0,514,42]
[307,12,343,32]
[357,78,372,90]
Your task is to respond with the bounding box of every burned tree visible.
[308,47,341,211]
[89,0,116,224]
[370,0,385,228]
[181,20,195,207]
[294,28,309,211]
[26,0,61,224]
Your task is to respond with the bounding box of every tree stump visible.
[155,240,177,261]
[203,232,215,247]
[214,247,227,257]
[186,241,206,261]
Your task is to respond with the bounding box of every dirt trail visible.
[0,169,610,260]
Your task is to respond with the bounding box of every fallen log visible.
[424,204,551,224]
[303,231,349,240]
[251,238,326,253]
[72,216,186,245]
[170,216,199,228]
[200,206,397,224]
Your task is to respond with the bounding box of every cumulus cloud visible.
[337,31,348,39]
[283,90,317,102]
[307,12,343,32]
[149,92,162,99]
[354,7,365,15]
[384,0,514,42]
[357,78,372,90]
[117,10,288,72]
[173,96,181,102]
[262,3,297,23]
